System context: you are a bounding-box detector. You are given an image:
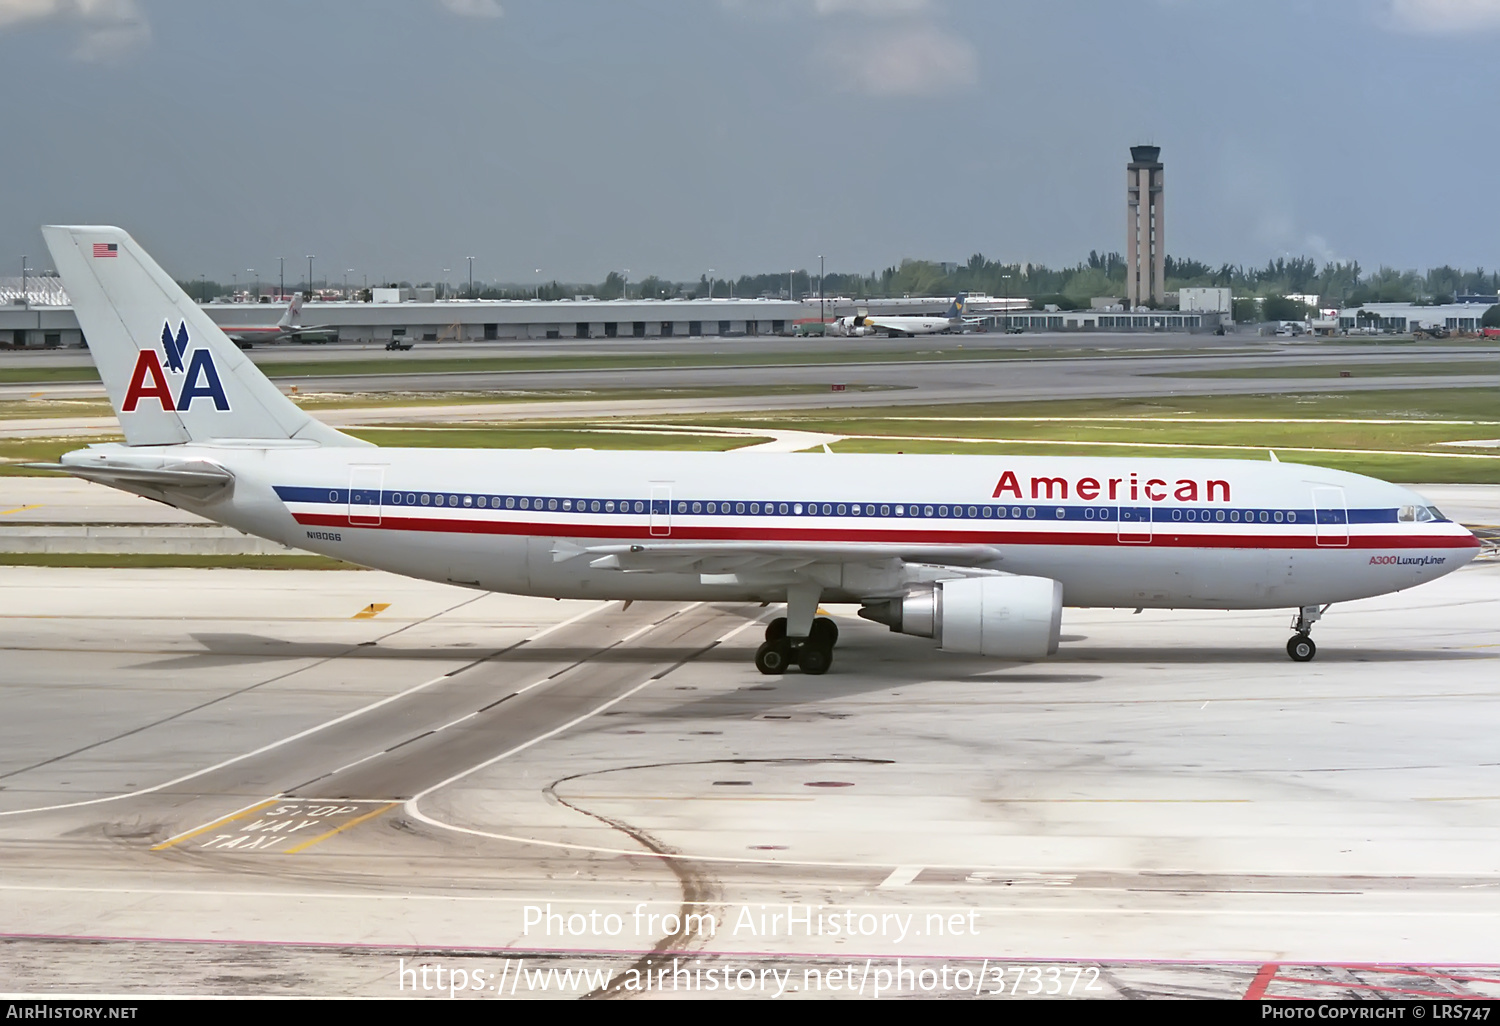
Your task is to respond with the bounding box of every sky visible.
[0,0,1497,287]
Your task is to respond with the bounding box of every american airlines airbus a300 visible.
[37,227,1479,674]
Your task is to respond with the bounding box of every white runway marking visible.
[879,866,925,889]
[0,600,613,819]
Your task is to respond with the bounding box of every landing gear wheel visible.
[798,643,833,675]
[809,616,839,647]
[1287,634,1316,662]
[765,617,787,642]
[755,639,793,675]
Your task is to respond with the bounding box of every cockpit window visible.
[1423,506,1443,522]
[1398,505,1416,523]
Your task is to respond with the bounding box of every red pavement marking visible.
[1244,963,1279,1000]
[1270,976,1473,999]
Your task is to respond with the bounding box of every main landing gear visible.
[755,616,839,675]
[1286,604,1327,662]
[754,583,837,675]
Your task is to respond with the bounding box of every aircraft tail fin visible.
[946,293,969,320]
[276,292,305,330]
[42,226,367,448]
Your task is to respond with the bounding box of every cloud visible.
[438,0,503,18]
[726,0,977,96]
[1386,0,1500,33]
[817,21,976,96]
[0,0,149,61]
[811,0,934,15]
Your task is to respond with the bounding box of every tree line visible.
[176,254,1499,310]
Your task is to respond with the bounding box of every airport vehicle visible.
[385,340,413,351]
[224,294,338,348]
[827,295,968,337]
[35,227,1481,674]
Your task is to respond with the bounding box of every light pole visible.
[622,268,629,301]
[1001,273,1013,331]
[789,268,795,302]
[819,254,824,327]
[248,269,257,301]
[534,269,541,300]
[278,257,284,301]
[442,269,449,301]
[20,256,28,311]
[707,268,715,300]
[231,273,237,299]
[345,269,353,297]
[306,255,314,298]
[467,257,475,299]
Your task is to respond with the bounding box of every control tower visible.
[1126,145,1165,308]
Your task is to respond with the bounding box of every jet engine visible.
[858,575,1063,660]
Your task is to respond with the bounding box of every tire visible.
[755,639,793,675]
[798,643,833,676]
[1286,634,1316,662]
[765,617,788,643]
[809,617,839,647]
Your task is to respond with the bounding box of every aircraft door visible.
[1312,485,1349,547]
[349,465,385,526]
[1117,504,1153,544]
[650,483,672,537]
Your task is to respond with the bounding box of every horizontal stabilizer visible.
[25,448,235,502]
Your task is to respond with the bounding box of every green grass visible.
[8,388,1498,484]
[0,343,1180,386]
[0,399,115,420]
[821,437,1500,484]
[288,382,904,409]
[341,426,766,450]
[1159,360,1500,380]
[642,388,1500,484]
[0,435,123,475]
[0,384,900,421]
[0,553,361,569]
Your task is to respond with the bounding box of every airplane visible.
[223,294,338,349]
[33,226,1481,676]
[827,295,968,337]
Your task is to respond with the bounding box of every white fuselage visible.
[149,445,1478,610]
[831,315,955,337]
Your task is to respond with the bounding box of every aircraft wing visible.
[556,540,1005,595]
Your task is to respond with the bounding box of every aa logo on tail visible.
[122,321,230,412]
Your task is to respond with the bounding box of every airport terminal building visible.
[0,290,994,347]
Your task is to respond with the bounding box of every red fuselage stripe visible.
[289,512,1480,551]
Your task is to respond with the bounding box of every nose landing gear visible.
[1286,604,1328,662]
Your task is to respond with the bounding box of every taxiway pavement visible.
[2,564,1499,997]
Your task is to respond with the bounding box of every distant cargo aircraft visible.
[223,294,338,348]
[827,295,968,337]
[34,226,1481,676]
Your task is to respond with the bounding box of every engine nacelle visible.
[858,576,1063,660]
